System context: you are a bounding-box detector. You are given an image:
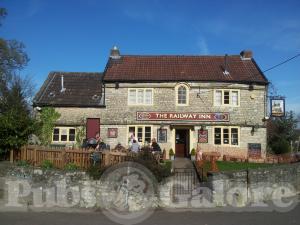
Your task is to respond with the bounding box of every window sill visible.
[214,144,240,147]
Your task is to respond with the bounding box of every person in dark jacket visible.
[151,138,161,152]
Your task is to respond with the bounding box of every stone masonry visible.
[53,81,267,159]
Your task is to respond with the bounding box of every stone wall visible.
[207,162,300,206]
[1,163,299,212]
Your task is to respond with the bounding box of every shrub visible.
[41,160,54,170]
[169,148,174,156]
[131,150,171,182]
[191,148,196,156]
[87,165,108,180]
[64,163,79,171]
[270,138,291,154]
[162,160,172,173]
[16,160,30,167]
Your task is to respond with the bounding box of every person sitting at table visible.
[95,133,106,151]
[130,139,140,153]
[151,138,161,152]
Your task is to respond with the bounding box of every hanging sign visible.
[198,129,208,143]
[270,97,285,117]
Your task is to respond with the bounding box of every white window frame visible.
[52,127,76,143]
[128,88,154,106]
[213,126,240,147]
[127,125,153,145]
[175,83,189,106]
[213,89,240,107]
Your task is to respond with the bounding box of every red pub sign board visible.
[136,112,229,122]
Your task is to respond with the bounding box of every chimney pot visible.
[240,50,253,59]
[110,46,121,59]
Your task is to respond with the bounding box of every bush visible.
[87,165,108,180]
[132,150,171,182]
[191,148,196,156]
[270,138,291,154]
[162,160,172,173]
[169,148,174,156]
[16,160,31,167]
[41,160,54,170]
[64,163,79,171]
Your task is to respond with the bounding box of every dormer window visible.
[175,84,189,106]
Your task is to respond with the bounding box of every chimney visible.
[240,50,253,60]
[60,75,66,92]
[110,46,121,59]
[223,54,230,75]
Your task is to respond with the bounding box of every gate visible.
[172,168,198,197]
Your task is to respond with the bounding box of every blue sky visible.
[1,0,300,115]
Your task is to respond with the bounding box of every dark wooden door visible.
[175,129,189,157]
[86,118,100,139]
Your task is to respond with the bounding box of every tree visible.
[0,8,35,155]
[267,111,298,154]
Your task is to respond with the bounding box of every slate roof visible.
[103,55,268,84]
[34,72,104,107]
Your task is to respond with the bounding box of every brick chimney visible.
[110,46,121,59]
[240,50,253,60]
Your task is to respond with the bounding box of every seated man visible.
[151,138,161,152]
[130,140,140,153]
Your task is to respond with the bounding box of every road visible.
[0,204,299,225]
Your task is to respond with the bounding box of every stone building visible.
[34,47,269,159]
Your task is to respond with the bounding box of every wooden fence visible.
[12,145,129,169]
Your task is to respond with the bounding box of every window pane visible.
[157,129,167,143]
[223,128,229,144]
[129,90,136,104]
[224,91,230,104]
[145,126,151,143]
[53,128,59,141]
[215,90,222,106]
[69,129,75,141]
[61,129,67,141]
[214,128,221,145]
[231,128,239,145]
[137,127,143,142]
[232,91,238,106]
[137,89,144,104]
[178,86,187,104]
[145,89,152,104]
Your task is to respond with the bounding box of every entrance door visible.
[86,118,100,139]
[175,129,189,158]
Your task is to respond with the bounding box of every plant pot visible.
[191,155,196,161]
[170,155,175,161]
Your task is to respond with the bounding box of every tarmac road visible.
[0,204,299,225]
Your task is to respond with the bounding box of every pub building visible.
[34,47,269,160]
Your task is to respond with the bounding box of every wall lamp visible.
[160,123,165,130]
[200,125,206,131]
[251,124,259,136]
